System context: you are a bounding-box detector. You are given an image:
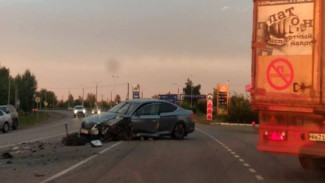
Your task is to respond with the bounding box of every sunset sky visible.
[0,0,253,101]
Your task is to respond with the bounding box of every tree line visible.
[0,66,121,112]
[0,66,37,112]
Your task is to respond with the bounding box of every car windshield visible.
[116,102,140,115]
[75,106,83,110]
[108,102,126,113]
[0,107,6,112]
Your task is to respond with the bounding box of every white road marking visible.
[256,175,264,181]
[197,128,264,181]
[40,141,123,183]
[243,163,250,167]
[249,168,256,173]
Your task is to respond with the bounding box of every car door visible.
[159,102,178,132]
[131,103,160,133]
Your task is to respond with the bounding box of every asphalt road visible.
[1,111,325,183]
[0,110,83,149]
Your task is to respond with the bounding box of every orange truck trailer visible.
[250,0,325,168]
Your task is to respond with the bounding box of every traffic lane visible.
[0,110,83,149]
[197,124,325,183]
[52,132,260,183]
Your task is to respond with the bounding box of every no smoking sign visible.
[266,58,294,90]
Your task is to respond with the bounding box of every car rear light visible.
[264,130,287,141]
[323,120,325,125]
[190,113,195,120]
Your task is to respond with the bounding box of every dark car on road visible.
[80,99,195,140]
[0,105,19,130]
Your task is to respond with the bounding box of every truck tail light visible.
[264,130,287,141]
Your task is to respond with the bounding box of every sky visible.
[0,0,253,101]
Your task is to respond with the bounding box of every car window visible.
[0,107,6,112]
[137,103,160,116]
[0,110,3,116]
[159,102,177,113]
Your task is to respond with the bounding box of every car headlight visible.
[83,109,86,113]
[98,110,101,114]
[74,110,77,114]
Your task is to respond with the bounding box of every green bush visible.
[225,94,258,123]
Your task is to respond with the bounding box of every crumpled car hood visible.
[84,112,118,124]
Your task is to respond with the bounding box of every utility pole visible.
[96,85,98,104]
[7,77,10,104]
[45,90,47,110]
[191,86,193,109]
[68,90,70,109]
[126,82,130,100]
[112,75,119,99]
[15,87,18,109]
[110,91,113,107]
[82,87,84,106]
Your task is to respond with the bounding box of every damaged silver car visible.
[80,99,195,140]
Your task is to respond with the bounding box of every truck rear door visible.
[252,0,320,108]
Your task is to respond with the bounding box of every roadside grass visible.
[194,112,226,124]
[19,112,49,128]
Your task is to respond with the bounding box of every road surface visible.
[0,111,324,183]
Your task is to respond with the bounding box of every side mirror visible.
[6,111,9,114]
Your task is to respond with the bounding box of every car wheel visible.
[12,119,18,130]
[172,123,186,140]
[2,122,9,133]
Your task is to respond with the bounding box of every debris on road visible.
[90,140,103,147]
[1,152,13,159]
[34,172,45,177]
[62,132,87,146]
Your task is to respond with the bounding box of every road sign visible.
[217,84,229,115]
[158,94,179,104]
[133,92,140,99]
[266,58,294,90]
[35,97,40,103]
[206,93,213,121]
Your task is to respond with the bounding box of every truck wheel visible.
[2,122,9,133]
[299,156,321,170]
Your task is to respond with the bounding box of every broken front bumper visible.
[80,128,99,135]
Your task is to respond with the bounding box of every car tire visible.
[12,119,18,130]
[2,122,9,133]
[172,122,186,140]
